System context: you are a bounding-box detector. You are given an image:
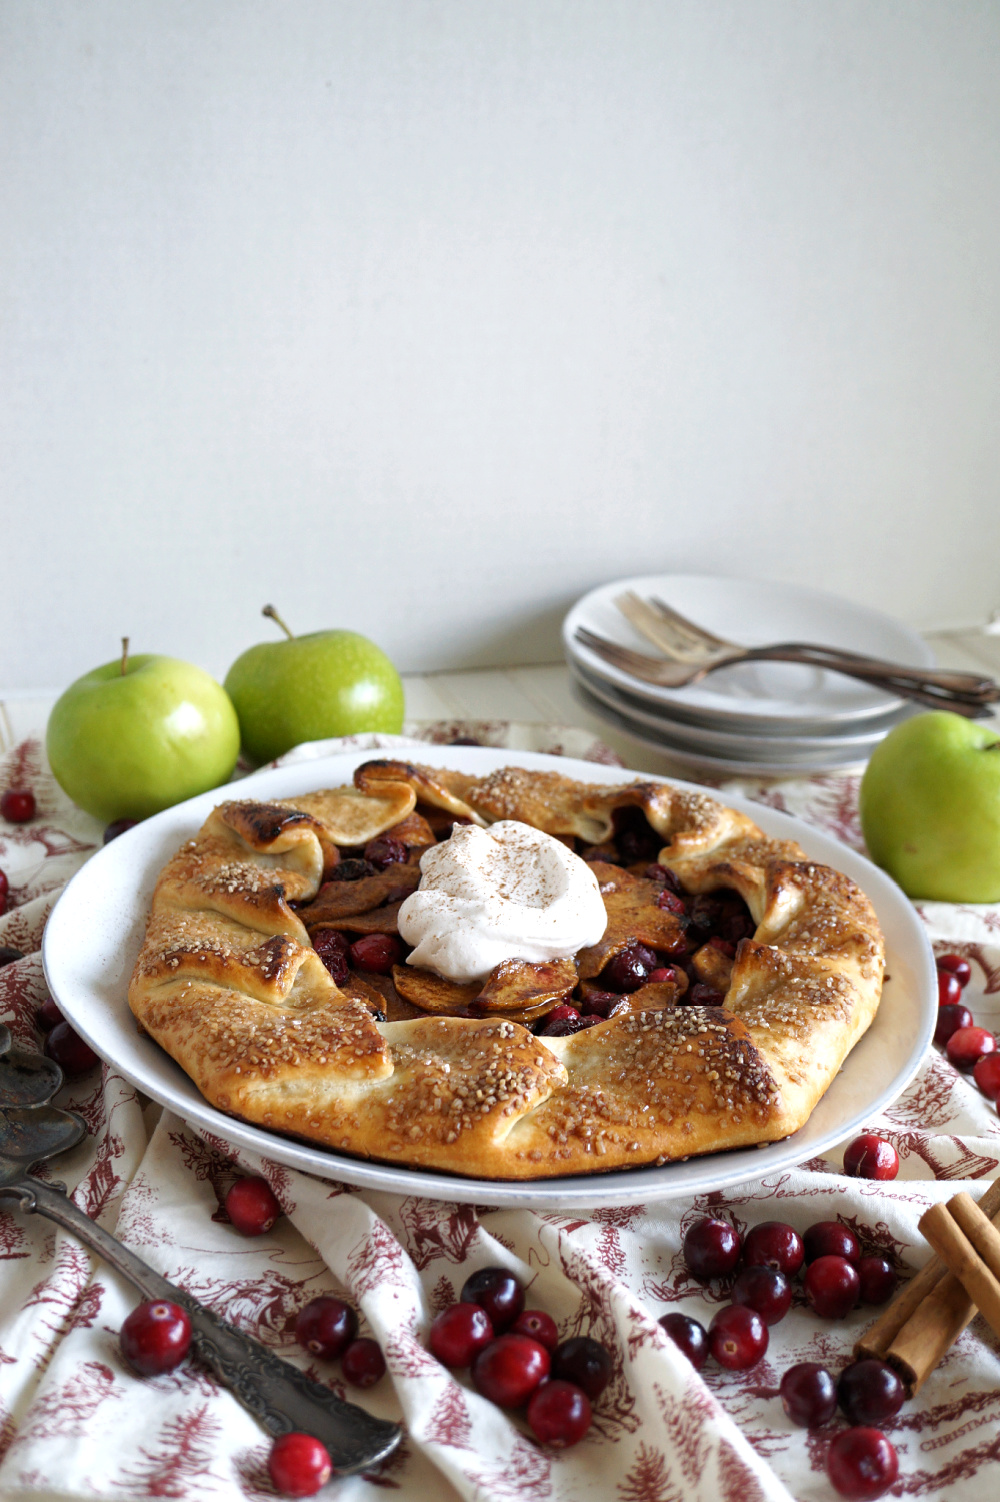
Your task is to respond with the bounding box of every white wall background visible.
[3,1,1000,692]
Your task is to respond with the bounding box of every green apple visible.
[47,645,241,822]
[859,710,1000,901]
[224,606,405,765]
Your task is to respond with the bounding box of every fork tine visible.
[574,627,693,686]
[615,592,702,659]
[648,596,734,650]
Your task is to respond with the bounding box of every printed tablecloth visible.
[0,726,999,1502]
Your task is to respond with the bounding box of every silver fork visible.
[576,623,999,718]
[611,592,1000,706]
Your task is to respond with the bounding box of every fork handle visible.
[0,1177,400,1474]
[752,644,998,699]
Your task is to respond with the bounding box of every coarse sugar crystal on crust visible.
[127,761,885,1179]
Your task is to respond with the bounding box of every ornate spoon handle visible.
[0,1176,400,1475]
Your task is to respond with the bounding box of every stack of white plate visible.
[563,575,933,777]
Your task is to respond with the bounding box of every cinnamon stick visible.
[948,1191,1000,1273]
[919,1202,1000,1342]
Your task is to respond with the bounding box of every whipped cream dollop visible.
[397,820,608,983]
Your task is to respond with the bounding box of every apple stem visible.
[262,604,294,640]
[121,637,130,676]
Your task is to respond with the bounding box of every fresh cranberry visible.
[827,1427,898,1501]
[601,942,657,993]
[329,857,376,882]
[730,1266,792,1326]
[580,990,629,1019]
[120,1299,192,1376]
[295,1296,358,1360]
[804,1255,861,1318]
[551,1335,613,1399]
[44,1021,98,1076]
[527,1379,592,1446]
[686,982,725,1005]
[647,966,678,985]
[946,1026,997,1072]
[312,928,350,984]
[0,945,23,967]
[460,1267,525,1331]
[349,933,402,975]
[429,1302,494,1366]
[780,1362,838,1427]
[0,789,35,823]
[103,817,138,843]
[225,1176,281,1236]
[937,970,963,1007]
[545,1004,580,1026]
[363,834,408,869]
[510,1309,559,1351]
[803,1221,861,1266]
[683,1217,742,1278]
[267,1433,333,1497]
[656,888,686,914]
[843,1135,900,1181]
[937,953,972,988]
[934,1002,974,1047]
[342,1336,385,1387]
[539,1014,601,1037]
[857,1256,897,1305]
[0,868,7,915]
[742,1221,804,1276]
[837,1359,906,1426]
[36,995,64,1032]
[658,1312,708,1370]
[974,1052,1000,1100]
[471,1334,550,1407]
[708,1305,768,1370]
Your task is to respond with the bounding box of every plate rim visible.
[42,745,936,1210]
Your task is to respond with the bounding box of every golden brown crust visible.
[128,762,885,1179]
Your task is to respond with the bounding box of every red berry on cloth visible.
[267,1432,333,1497]
[827,1427,898,1500]
[1,789,35,823]
[742,1221,804,1275]
[837,1359,906,1426]
[225,1176,281,1236]
[708,1305,768,1370]
[804,1255,861,1318]
[510,1309,559,1351]
[471,1334,550,1407]
[460,1267,525,1331]
[946,1026,997,1072]
[44,1020,98,1076]
[936,970,963,1007]
[658,1312,708,1370]
[803,1220,860,1265]
[730,1266,792,1326]
[935,1002,973,1047]
[683,1217,741,1278]
[295,1296,358,1360]
[526,1379,592,1446]
[341,1337,385,1387]
[0,868,8,916]
[551,1335,613,1399]
[857,1256,897,1305]
[843,1134,899,1180]
[120,1300,192,1376]
[429,1303,494,1366]
[36,995,64,1031]
[780,1362,837,1427]
[349,933,402,974]
[974,1052,1000,1100]
[936,953,971,988]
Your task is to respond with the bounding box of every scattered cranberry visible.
[857,1256,897,1305]
[656,888,686,914]
[527,1379,592,1447]
[312,928,350,984]
[267,1432,333,1497]
[780,1362,838,1427]
[225,1176,281,1236]
[946,1026,997,1072]
[686,982,725,1005]
[0,868,8,915]
[44,1020,98,1076]
[827,1427,898,1501]
[363,834,408,870]
[838,1359,906,1426]
[460,1267,525,1332]
[843,1135,900,1181]
[539,1014,601,1037]
[342,1336,385,1387]
[730,1266,792,1326]
[804,1255,861,1318]
[658,1312,708,1370]
[708,1305,768,1370]
[0,789,35,823]
[120,1299,192,1376]
[937,970,963,1007]
[743,1221,804,1276]
[683,1217,742,1278]
[803,1221,860,1266]
[0,945,23,967]
[349,933,402,975]
[510,1309,559,1351]
[974,1052,1000,1100]
[937,953,972,988]
[471,1334,550,1407]
[601,942,657,993]
[328,857,377,882]
[103,817,138,843]
[934,1002,974,1048]
[295,1296,358,1360]
[36,995,64,1031]
[545,1004,580,1026]
[429,1302,494,1366]
[551,1335,613,1399]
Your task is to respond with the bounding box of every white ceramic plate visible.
[43,748,935,1211]
[564,574,934,731]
